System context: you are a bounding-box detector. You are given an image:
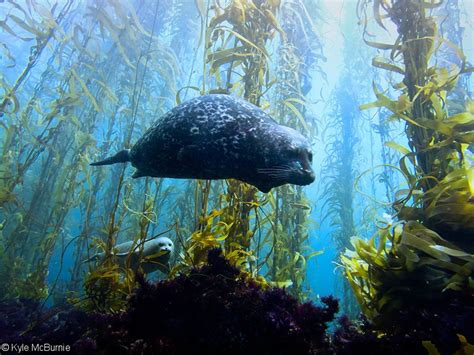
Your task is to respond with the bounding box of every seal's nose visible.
[305,169,315,183]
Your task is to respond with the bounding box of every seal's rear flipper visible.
[90,149,130,166]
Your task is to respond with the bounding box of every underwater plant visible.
[341,0,474,340]
[172,0,289,283]
[0,0,184,309]
[204,0,282,268]
[320,24,360,316]
[3,249,473,354]
[265,0,324,298]
[94,248,340,354]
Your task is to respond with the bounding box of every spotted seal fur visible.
[91,94,315,192]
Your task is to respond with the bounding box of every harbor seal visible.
[86,236,174,274]
[91,94,315,192]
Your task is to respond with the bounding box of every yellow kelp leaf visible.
[446,112,474,126]
[8,14,45,37]
[264,9,285,37]
[372,0,388,30]
[215,27,269,59]
[372,56,405,74]
[431,94,445,120]
[285,97,307,107]
[396,93,411,111]
[467,168,474,196]
[385,141,411,156]
[92,78,118,103]
[306,250,323,259]
[207,46,249,63]
[422,341,441,355]
[112,0,151,37]
[2,94,20,114]
[466,100,474,114]
[401,231,450,262]
[417,258,463,274]
[71,68,100,111]
[0,17,34,41]
[30,1,58,28]
[282,99,310,134]
[195,0,206,19]
[364,40,397,50]
[454,334,474,355]
[94,9,134,68]
[268,280,293,288]
[359,100,382,110]
[210,56,245,74]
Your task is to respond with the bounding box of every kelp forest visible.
[0,0,473,353]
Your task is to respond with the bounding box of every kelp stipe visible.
[174,0,280,278]
[319,4,373,316]
[203,0,280,271]
[266,0,324,298]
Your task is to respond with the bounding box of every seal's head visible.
[148,237,174,260]
[256,126,315,192]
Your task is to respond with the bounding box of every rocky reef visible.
[1,249,472,354]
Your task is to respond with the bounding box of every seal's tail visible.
[90,149,130,166]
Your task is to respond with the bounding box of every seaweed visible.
[264,0,324,298]
[0,249,339,354]
[95,248,339,354]
[2,251,473,354]
[319,6,369,315]
[342,0,474,337]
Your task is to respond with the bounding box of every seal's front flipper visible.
[90,149,130,166]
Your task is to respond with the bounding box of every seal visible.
[91,94,315,192]
[86,236,174,274]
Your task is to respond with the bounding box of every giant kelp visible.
[342,0,474,334]
[166,0,286,277]
[319,5,371,316]
[266,0,324,298]
[0,0,181,307]
[173,0,326,301]
[0,0,324,311]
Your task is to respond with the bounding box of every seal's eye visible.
[294,161,303,170]
[308,151,313,162]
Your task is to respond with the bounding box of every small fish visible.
[290,203,311,210]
